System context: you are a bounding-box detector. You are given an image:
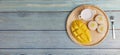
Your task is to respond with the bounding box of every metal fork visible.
[110,16,116,39]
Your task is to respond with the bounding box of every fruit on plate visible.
[70,20,92,44]
[88,21,98,31]
[95,15,105,24]
[79,9,96,21]
[97,25,106,33]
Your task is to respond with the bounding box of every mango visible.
[70,20,92,44]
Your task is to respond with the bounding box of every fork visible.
[110,16,115,39]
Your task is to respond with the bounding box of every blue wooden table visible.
[0,0,120,55]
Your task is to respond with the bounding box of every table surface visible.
[0,0,120,55]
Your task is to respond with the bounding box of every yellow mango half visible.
[70,20,92,44]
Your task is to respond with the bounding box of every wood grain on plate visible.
[66,5,109,46]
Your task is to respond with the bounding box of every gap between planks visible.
[0,10,120,13]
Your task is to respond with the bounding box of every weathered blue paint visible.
[0,0,120,55]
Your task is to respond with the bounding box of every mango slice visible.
[70,20,92,44]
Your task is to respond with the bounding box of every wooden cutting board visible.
[66,5,110,46]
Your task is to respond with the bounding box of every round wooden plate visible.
[66,5,109,46]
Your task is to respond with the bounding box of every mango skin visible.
[70,20,92,44]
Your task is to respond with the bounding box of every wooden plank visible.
[0,12,68,30]
[0,30,120,48]
[0,11,119,30]
[0,0,119,11]
[0,0,68,1]
[0,49,120,55]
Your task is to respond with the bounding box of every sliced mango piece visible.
[70,20,92,44]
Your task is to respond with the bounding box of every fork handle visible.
[112,23,116,39]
